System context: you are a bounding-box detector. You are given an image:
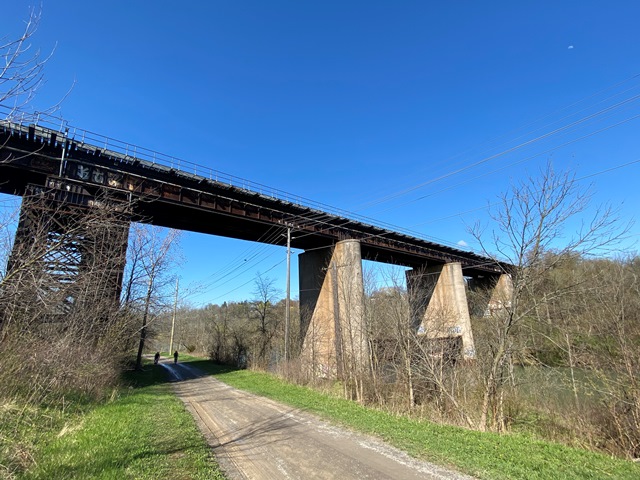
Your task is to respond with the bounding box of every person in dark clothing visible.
[174,350,179,364]
[154,352,160,365]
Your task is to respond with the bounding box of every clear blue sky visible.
[2,1,640,306]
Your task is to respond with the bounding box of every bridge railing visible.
[0,105,465,250]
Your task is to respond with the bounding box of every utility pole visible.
[169,277,179,355]
[284,226,291,363]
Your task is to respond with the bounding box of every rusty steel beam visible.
[0,121,506,277]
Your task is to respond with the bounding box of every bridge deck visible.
[0,120,504,277]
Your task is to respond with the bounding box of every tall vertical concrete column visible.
[406,262,476,359]
[298,239,369,379]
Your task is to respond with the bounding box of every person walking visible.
[154,352,160,365]
[173,350,179,364]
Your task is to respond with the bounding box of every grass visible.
[182,358,640,480]
[5,355,637,479]
[2,362,225,480]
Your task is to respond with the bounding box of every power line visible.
[247,75,640,250]
[207,259,286,303]
[183,226,288,302]
[406,156,640,229]
[373,111,640,215]
[353,88,640,214]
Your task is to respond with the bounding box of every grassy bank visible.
[183,358,640,480]
[1,363,225,480]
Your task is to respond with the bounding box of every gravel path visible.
[163,362,476,480]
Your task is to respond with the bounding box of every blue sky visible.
[2,1,640,306]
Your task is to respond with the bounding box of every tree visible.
[470,162,626,431]
[366,265,477,427]
[535,254,640,458]
[585,256,640,458]
[0,191,135,404]
[251,273,282,366]
[122,224,182,370]
[1,6,63,117]
[366,276,413,408]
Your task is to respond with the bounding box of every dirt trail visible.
[163,362,475,480]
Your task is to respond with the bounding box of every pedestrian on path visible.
[154,352,160,365]
[174,350,179,364]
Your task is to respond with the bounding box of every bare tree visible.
[587,257,640,458]
[250,273,282,367]
[0,191,135,405]
[535,255,640,458]
[470,162,627,431]
[0,6,68,117]
[366,270,413,409]
[123,224,182,370]
[366,263,478,427]
[208,302,231,362]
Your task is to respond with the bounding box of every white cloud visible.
[568,45,574,49]
[457,240,468,247]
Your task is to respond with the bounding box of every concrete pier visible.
[468,273,513,317]
[299,240,369,378]
[406,262,476,359]
[485,274,513,316]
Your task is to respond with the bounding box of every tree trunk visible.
[135,277,153,370]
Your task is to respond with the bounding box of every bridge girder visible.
[0,120,508,278]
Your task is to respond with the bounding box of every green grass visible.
[183,358,640,480]
[3,363,225,480]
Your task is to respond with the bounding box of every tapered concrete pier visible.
[299,240,369,378]
[407,262,476,359]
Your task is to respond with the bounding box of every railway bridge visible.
[0,113,511,376]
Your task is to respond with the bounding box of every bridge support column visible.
[298,239,369,379]
[468,273,513,317]
[406,262,476,359]
[4,193,129,324]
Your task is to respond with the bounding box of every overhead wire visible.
[194,224,284,285]
[172,73,640,304]
[183,224,288,302]
[207,258,286,302]
[272,90,640,267]
[303,72,640,227]
[350,72,640,212]
[404,156,640,230]
[372,110,640,215]
[354,89,640,214]
[257,73,640,254]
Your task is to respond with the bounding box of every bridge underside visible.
[0,122,505,277]
[0,120,512,375]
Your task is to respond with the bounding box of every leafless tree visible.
[532,254,640,458]
[470,161,627,431]
[124,224,182,370]
[365,265,477,427]
[0,191,135,405]
[0,5,69,118]
[585,257,640,458]
[365,268,413,409]
[207,302,232,362]
[250,273,282,367]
